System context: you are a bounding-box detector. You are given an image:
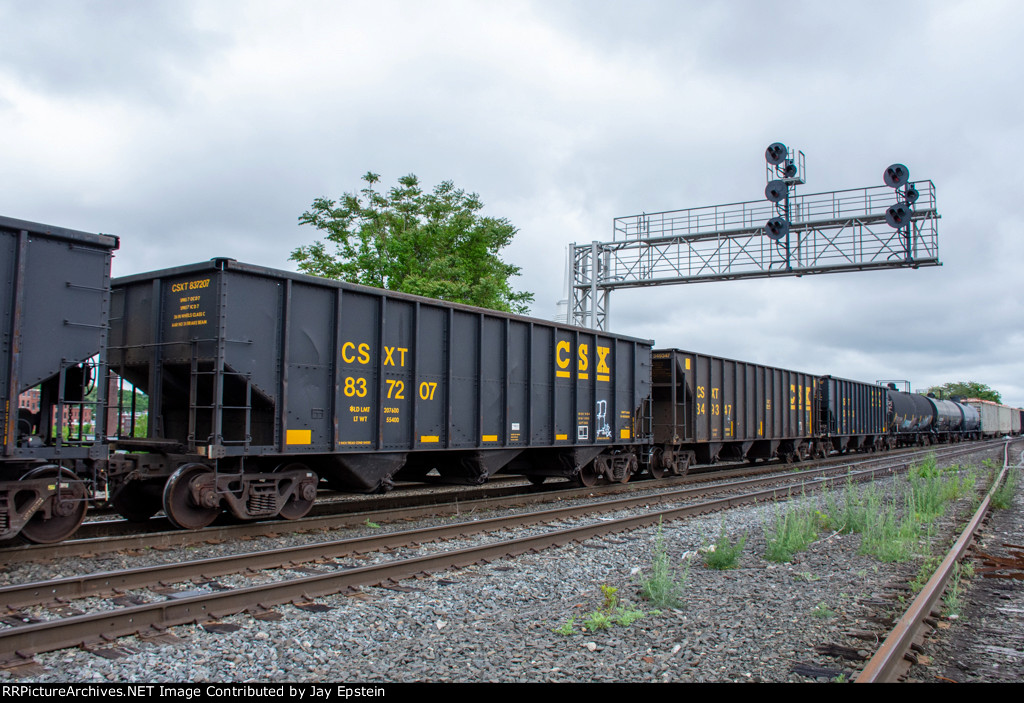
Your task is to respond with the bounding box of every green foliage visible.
[639,522,688,608]
[923,381,1001,403]
[600,584,619,611]
[703,527,747,570]
[552,617,576,636]
[910,554,941,592]
[292,172,534,314]
[580,584,645,632]
[810,602,836,619]
[583,610,612,631]
[992,468,1019,510]
[942,561,971,618]
[764,500,818,563]
[858,496,917,562]
[363,519,381,529]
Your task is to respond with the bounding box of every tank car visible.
[0,216,118,542]
[107,258,653,529]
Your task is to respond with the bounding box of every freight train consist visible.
[2,215,1019,542]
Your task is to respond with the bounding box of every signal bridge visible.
[569,146,940,331]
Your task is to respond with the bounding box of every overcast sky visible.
[2,0,1021,405]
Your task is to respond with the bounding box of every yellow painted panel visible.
[620,428,631,439]
[420,435,440,443]
[482,435,498,442]
[286,429,312,445]
[555,433,568,440]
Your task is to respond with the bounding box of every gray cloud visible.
[0,0,1021,405]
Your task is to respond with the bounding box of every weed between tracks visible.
[765,455,979,565]
[703,524,747,570]
[991,466,1020,510]
[552,584,646,636]
[639,520,689,608]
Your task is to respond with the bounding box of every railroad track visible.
[0,441,996,671]
[0,442,969,565]
[856,438,1023,682]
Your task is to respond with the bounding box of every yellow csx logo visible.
[556,342,611,381]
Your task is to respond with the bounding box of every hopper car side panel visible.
[0,216,118,542]
[817,376,887,453]
[109,260,652,499]
[651,349,817,466]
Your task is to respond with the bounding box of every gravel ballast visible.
[3,445,1019,683]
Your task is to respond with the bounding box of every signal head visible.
[765,180,788,203]
[884,164,910,188]
[766,217,789,240]
[782,160,798,178]
[885,203,912,228]
[766,142,788,165]
[904,184,920,204]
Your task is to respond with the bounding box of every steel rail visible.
[3,441,982,566]
[856,439,1017,682]
[0,453,933,610]
[1,458,929,666]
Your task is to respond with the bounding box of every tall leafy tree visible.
[924,381,1001,403]
[291,172,534,314]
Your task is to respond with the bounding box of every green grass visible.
[639,521,688,608]
[552,617,576,636]
[813,458,983,564]
[991,468,1019,510]
[703,527,746,570]
[810,601,836,619]
[942,561,973,618]
[764,500,819,563]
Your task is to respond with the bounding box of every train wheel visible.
[275,463,317,520]
[17,466,88,544]
[111,481,163,522]
[648,449,666,479]
[162,463,220,530]
[576,463,599,487]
